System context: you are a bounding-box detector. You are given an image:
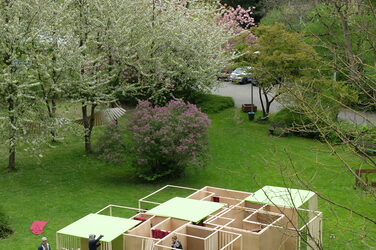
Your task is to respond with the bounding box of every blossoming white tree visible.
[0,0,54,171]
[64,0,128,153]
[120,0,236,104]
[65,0,236,152]
[32,0,73,141]
[1,0,238,162]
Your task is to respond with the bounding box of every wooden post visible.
[307,195,321,250]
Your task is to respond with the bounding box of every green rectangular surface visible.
[245,186,315,208]
[146,197,225,223]
[57,213,141,242]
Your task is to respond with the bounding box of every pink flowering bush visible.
[95,122,125,164]
[128,100,211,181]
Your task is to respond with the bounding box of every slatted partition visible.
[56,234,113,250]
[56,233,80,250]
[99,242,112,250]
[218,230,242,250]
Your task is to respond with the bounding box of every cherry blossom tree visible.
[217,4,257,50]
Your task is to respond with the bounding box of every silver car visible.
[229,67,257,85]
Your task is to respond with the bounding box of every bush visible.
[0,208,13,239]
[128,100,211,181]
[270,108,312,127]
[188,93,234,114]
[269,108,318,138]
[325,121,376,145]
[95,122,125,164]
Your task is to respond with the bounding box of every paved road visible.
[337,109,376,125]
[212,82,283,114]
[213,82,375,125]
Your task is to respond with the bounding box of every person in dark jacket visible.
[171,235,183,249]
[38,237,51,250]
[88,234,104,250]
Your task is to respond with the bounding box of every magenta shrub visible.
[128,100,211,181]
[95,122,125,164]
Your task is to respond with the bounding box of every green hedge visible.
[189,93,234,114]
[117,91,235,114]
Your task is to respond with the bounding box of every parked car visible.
[229,67,258,85]
[217,69,231,81]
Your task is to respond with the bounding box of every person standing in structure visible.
[171,235,183,249]
[88,234,104,250]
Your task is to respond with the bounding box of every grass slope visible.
[0,108,375,249]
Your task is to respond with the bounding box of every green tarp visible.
[57,213,141,242]
[146,197,225,223]
[245,186,315,208]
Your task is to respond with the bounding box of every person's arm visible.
[95,235,104,243]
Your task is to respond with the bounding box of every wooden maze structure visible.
[56,185,323,250]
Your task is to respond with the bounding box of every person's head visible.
[172,236,177,242]
[41,237,48,245]
[89,234,96,240]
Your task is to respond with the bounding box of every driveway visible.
[212,82,283,114]
[212,82,376,125]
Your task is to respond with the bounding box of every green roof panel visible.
[57,213,141,242]
[245,186,315,208]
[146,197,225,223]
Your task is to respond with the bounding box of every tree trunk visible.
[7,123,16,171]
[51,99,56,116]
[259,87,265,116]
[44,98,58,141]
[4,0,15,170]
[50,43,58,141]
[263,90,271,118]
[50,99,57,141]
[79,2,90,153]
[259,87,266,118]
[40,79,58,142]
[7,143,16,171]
[82,104,91,153]
[7,98,16,171]
[336,3,359,83]
[82,103,96,153]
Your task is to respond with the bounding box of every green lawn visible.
[0,108,375,249]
